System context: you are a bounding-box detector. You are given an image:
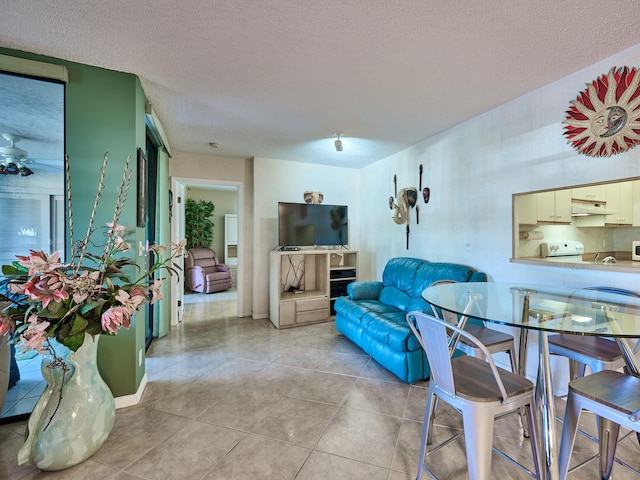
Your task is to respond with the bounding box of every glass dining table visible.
[422,282,640,480]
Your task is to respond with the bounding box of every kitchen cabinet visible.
[572,185,607,203]
[605,182,633,225]
[516,194,538,225]
[535,190,571,224]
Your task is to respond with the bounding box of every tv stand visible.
[269,249,358,329]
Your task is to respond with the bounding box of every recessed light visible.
[209,142,220,149]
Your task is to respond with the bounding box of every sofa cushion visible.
[347,281,383,301]
[378,286,412,312]
[360,310,421,351]
[382,257,426,292]
[408,262,486,298]
[334,297,399,326]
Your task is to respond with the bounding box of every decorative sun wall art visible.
[563,66,640,157]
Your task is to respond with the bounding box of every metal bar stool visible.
[558,369,640,480]
[407,311,542,480]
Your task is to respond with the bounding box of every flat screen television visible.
[278,202,348,248]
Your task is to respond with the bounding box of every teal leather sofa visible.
[334,257,487,383]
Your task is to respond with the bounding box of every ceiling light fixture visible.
[334,132,343,152]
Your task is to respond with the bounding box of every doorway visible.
[170,177,243,325]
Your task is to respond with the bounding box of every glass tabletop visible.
[422,282,640,337]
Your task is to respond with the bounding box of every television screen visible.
[278,202,348,247]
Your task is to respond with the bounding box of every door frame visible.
[170,176,243,324]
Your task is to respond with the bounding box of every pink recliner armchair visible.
[185,248,233,293]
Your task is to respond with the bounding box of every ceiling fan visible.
[0,133,62,176]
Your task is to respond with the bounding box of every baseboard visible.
[114,373,147,410]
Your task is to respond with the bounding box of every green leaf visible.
[85,322,103,336]
[68,314,89,336]
[79,299,107,315]
[60,332,85,352]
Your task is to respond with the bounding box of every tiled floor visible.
[2,293,640,479]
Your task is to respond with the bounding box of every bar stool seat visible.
[559,370,640,480]
[548,334,625,379]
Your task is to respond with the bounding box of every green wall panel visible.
[0,47,148,398]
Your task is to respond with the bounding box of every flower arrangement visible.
[0,152,184,357]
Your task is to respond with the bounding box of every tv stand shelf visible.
[269,249,358,329]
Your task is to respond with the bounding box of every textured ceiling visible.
[1,1,639,168]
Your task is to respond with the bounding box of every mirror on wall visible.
[0,70,65,423]
[512,178,640,268]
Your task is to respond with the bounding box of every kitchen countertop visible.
[512,255,640,273]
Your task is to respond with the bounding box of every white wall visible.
[361,43,640,286]
[253,157,360,318]
[360,43,640,387]
[169,152,253,317]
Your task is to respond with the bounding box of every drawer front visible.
[296,297,328,312]
[297,308,330,324]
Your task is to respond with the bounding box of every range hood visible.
[571,203,617,216]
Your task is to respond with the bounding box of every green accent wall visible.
[1,47,148,398]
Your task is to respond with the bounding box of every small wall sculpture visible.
[389,164,429,249]
[563,66,640,157]
[303,191,324,204]
[390,187,417,225]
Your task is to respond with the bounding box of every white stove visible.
[541,241,585,262]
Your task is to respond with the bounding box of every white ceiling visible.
[1,1,639,168]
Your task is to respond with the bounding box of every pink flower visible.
[20,315,50,354]
[114,236,131,253]
[101,306,131,334]
[172,239,187,257]
[68,270,100,304]
[106,222,125,236]
[17,250,63,275]
[0,313,13,336]
[115,289,145,313]
[21,273,68,308]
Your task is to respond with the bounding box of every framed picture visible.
[137,147,147,228]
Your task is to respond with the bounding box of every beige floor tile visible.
[342,377,411,417]
[315,407,403,468]
[90,406,186,469]
[296,451,388,480]
[287,369,357,405]
[250,396,338,448]
[201,434,310,480]
[124,419,245,480]
[196,385,284,431]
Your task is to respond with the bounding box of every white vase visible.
[18,333,115,471]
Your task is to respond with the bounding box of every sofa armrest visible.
[347,281,383,300]
[216,264,230,273]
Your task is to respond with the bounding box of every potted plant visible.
[185,199,215,249]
